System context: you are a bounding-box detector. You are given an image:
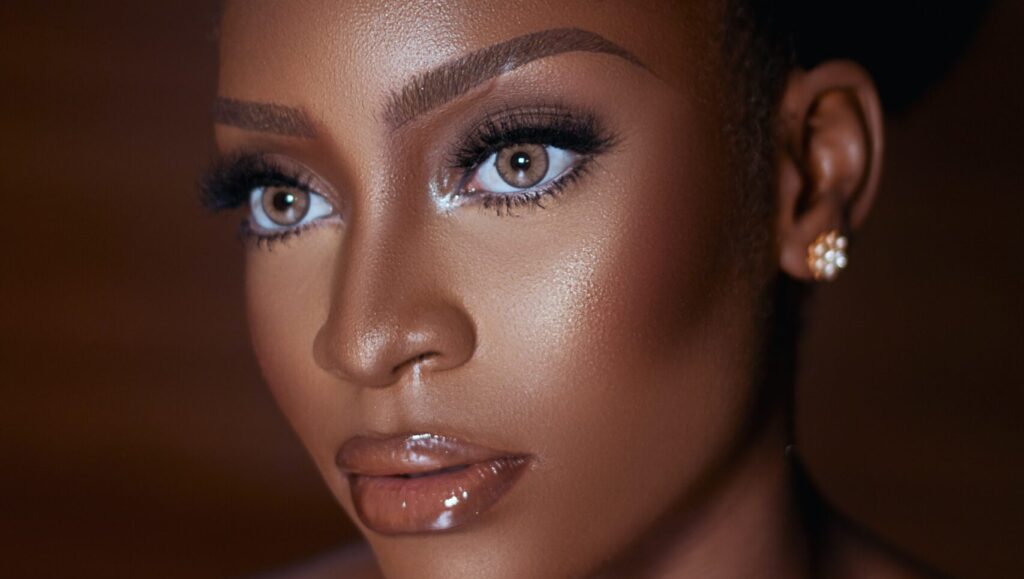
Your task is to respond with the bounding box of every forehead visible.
[218,0,721,114]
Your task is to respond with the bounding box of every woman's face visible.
[216,1,771,577]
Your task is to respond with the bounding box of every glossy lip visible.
[336,433,531,535]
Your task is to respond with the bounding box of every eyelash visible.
[448,106,616,215]
[200,106,617,246]
[199,153,327,247]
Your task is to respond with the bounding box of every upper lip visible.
[336,433,524,477]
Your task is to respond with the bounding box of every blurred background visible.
[1,1,1020,577]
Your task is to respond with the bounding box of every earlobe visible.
[774,60,884,282]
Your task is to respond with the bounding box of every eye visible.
[248,184,335,234]
[464,144,578,195]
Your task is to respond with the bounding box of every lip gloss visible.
[337,433,530,534]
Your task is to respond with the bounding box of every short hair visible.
[718,0,992,432]
[723,0,992,191]
[718,0,991,275]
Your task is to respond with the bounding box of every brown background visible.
[1,2,1020,578]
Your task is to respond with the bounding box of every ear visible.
[775,60,884,281]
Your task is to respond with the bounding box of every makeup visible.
[383,27,648,129]
[213,97,316,138]
[202,105,618,231]
[445,105,617,214]
[336,433,530,535]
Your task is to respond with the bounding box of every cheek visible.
[462,104,761,557]
[243,233,353,464]
[490,104,747,429]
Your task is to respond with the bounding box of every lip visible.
[336,433,530,535]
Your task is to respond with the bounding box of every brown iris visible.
[261,186,310,226]
[496,144,549,188]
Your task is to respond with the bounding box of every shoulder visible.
[249,542,382,579]
[822,518,948,579]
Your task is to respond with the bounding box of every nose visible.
[312,220,476,388]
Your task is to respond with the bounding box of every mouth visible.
[336,433,530,535]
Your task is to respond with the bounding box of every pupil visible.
[510,151,531,171]
[272,191,296,212]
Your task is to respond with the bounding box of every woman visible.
[203,1,949,577]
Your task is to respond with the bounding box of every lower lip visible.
[348,456,528,535]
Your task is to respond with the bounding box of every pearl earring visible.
[807,230,848,281]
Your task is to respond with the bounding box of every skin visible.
[215,1,920,577]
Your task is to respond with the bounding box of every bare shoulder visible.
[822,519,947,579]
[250,542,382,579]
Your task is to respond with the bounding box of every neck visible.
[595,415,816,579]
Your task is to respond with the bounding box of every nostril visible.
[392,351,439,376]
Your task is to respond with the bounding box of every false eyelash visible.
[448,105,618,172]
[447,105,618,216]
[198,151,313,213]
[199,152,327,250]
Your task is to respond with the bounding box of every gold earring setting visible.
[807,230,848,281]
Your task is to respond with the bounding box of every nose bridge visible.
[313,209,476,387]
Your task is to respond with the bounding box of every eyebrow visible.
[213,97,316,138]
[213,28,646,138]
[383,27,648,129]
